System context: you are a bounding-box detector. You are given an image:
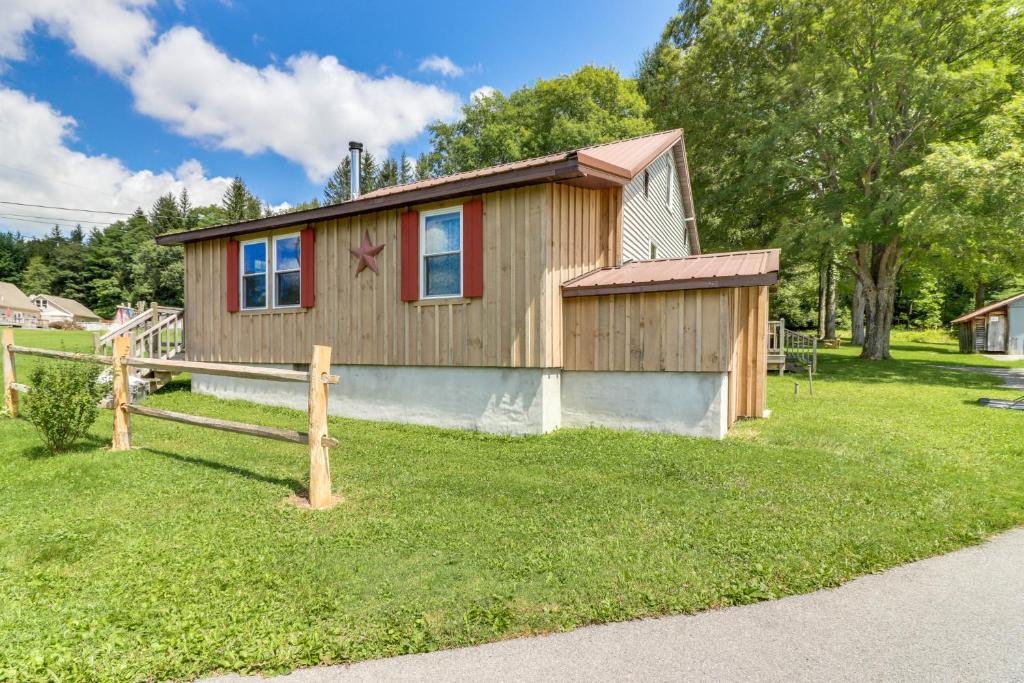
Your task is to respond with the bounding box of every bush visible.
[24,361,108,454]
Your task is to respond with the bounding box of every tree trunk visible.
[975,281,986,309]
[817,260,827,338]
[850,237,901,360]
[851,279,866,345]
[825,258,837,340]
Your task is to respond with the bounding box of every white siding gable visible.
[621,146,689,262]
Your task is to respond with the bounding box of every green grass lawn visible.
[1,328,1023,681]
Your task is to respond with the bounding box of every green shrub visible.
[24,361,108,454]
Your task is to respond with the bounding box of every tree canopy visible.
[422,65,654,177]
[639,0,1024,358]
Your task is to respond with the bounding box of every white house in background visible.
[0,281,41,327]
[29,294,101,325]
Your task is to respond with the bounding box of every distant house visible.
[155,130,778,438]
[29,294,101,325]
[0,282,41,327]
[952,292,1024,354]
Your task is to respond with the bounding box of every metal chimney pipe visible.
[349,141,363,199]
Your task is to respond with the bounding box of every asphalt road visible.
[203,528,1024,682]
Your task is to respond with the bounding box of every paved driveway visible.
[204,529,1024,682]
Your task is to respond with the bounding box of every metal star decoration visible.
[349,230,385,274]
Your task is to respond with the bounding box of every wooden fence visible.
[2,329,339,509]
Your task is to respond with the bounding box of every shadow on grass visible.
[140,446,305,493]
[813,357,1005,391]
[20,433,109,460]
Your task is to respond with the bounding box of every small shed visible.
[952,291,1024,354]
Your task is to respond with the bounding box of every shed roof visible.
[561,249,780,297]
[31,294,100,320]
[951,291,1024,324]
[0,281,37,313]
[156,130,691,246]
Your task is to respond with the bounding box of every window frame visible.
[419,205,464,300]
[240,237,270,311]
[272,232,302,309]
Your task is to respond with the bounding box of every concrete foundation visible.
[560,370,729,438]
[192,365,728,438]
[192,365,562,436]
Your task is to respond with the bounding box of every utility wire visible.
[0,211,115,226]
[0,199,134,215]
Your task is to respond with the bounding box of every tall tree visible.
[378,157,399,189]
[425,65,653,176]
[639,0,1024,358]
[150,193,184,235]
[21,256,54,295]
[222,177,262,222]
[323,157,351,204]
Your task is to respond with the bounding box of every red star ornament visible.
[349,230,385,274]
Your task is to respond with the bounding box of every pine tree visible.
[21,256,54,295]
[378,158,399,189]
[150,193,183,235]
[398,151,413,184]
[415,153,434,182]
[360,151,380,194]
[323,157,352,204]
[178,188,199,230]
[222,177,262,222]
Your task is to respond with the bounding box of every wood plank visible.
[126,356,338,384]
[10,345,113,365]
[127,404,338,448]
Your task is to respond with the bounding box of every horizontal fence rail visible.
[2,330,338,509]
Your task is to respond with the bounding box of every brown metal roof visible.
[561,249,781,297]
[156,130,686,246]
[951,291,1024,324]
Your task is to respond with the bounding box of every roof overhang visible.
[951,291,1024,324]
[562,272,779,297]
[157,157,622,246]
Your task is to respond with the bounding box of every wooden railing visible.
[97,304,184,357]
[767,319,818,373]
[2,330,339,510]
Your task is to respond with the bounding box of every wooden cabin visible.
[155,130,778,437]
[953,292,1024,355]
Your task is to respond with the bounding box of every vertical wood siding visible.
[185,183,619,367]
[621,146,689,261]
[727,286,768,423]
[561,288,731,373]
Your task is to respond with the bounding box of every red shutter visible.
[463,199,484,298]
[300,227,316,308]
[226,239,239,312]
[400,210,419,302]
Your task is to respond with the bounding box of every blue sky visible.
[0,0,677,236]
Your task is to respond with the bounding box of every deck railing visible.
[97,303,184,359]
[767,319,818,373]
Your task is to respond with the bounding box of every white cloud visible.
[129,27,462,180]
[417,55,465,78]
[470,85,497,102]
[0,86,232,236]
[0,0,155,76]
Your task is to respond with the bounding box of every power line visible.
[0,211,115,226]
[0,199,134,216]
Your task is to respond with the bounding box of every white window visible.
[241,238,268,310]
[273,234,301,308]
[420,207,462,299]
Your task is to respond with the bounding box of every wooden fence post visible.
[111,335,132,451]
[2,329,16,417]
[307,345,333,508]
